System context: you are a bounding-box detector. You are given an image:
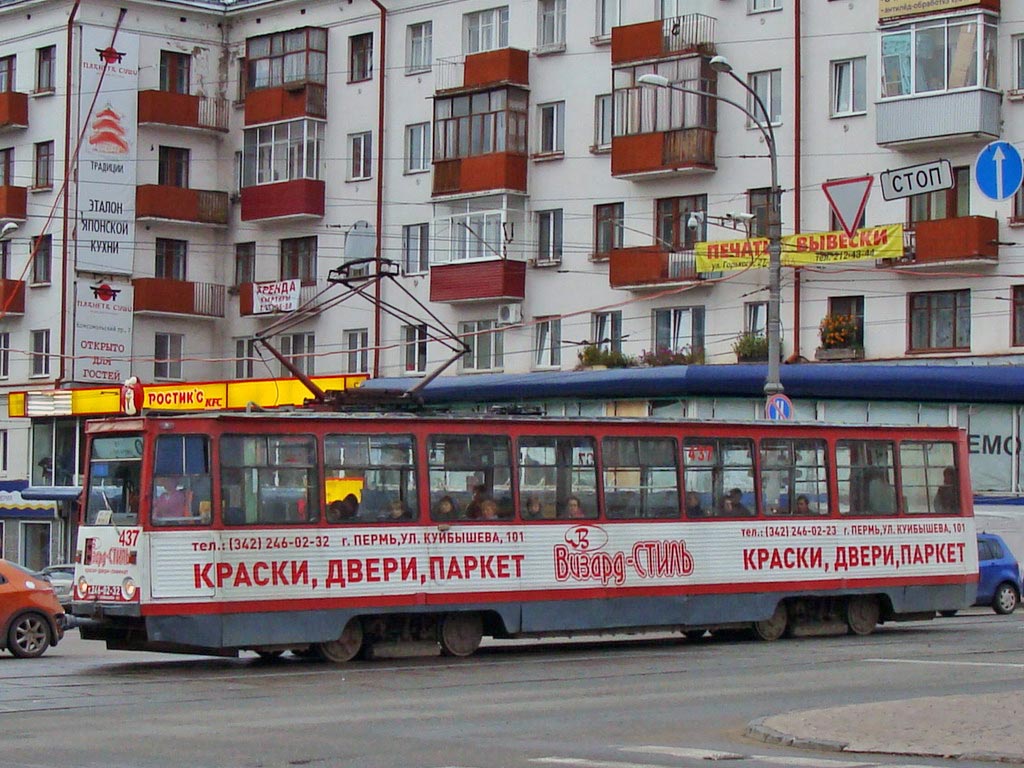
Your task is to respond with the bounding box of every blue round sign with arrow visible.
[975,141,1024,201]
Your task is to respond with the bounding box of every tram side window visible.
[900,441,959,515]
[428,434,513,521]
[760,439,829,517]
[324,434,417,523]
[602,437,679,519]
[518,436,597,520]
[837,440,897,516]
[86,435,143,525]
[220,434,318,525]
[151,434,212,525]
[683,438,756,518]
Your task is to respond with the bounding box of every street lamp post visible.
[638,56,783,398]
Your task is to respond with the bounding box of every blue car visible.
[976,533,1021,614]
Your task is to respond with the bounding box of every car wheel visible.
[7,613,52,658]
[992,582,1019,615]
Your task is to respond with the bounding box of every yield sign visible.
[822,176,873,238]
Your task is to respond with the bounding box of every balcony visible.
[0,279,26,315]
[237,281,320,317]
[611,128,716,179]
[132,278,225,318]
[0,185,27,221]
[136,185,229,226]
[244,82,326,126]
[0,91,28,131]
[611,15,716,65]
[429,259,526,303]
[435,48,529,93]
[138,91,229,133]
[876,90,1000,147]
[240,179,325,221]
[608,246,701,290]
[432,153,528,198]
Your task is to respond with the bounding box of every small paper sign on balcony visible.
[253,279,300,314]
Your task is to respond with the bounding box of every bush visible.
[732,333,770,360]
[639,347,704,366]
[577,344,636,369]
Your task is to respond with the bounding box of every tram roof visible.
[360,364,1024,405]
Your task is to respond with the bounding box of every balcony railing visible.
[137,91,229,132]
[132,278,226,318]
[611,127,716,178]
[136,185,230,225]
[609,246,700,289]
[880,216,998,267]
[435,48,530,93]
[240,179,325,221]
[876,90,1000,147]
[429,259,526,303]
[244,82,326,126]
[0,278,26,315]
[0,91,28,131]
[611,14,716,65]
[0,185,27,221]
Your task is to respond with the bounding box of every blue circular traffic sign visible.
[765,393,794,421]
[975,141,1024,201]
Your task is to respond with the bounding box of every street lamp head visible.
[636,73,670,88]
[0,222,18,240]
[709,55,733,74]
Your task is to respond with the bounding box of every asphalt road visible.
[1,609,1021,768]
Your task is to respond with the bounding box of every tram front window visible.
[86,435,143,525]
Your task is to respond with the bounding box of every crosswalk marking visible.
[532,759,675,768]
[625,745,744,760]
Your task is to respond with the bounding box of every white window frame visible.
[405,122,430,173]
[403,223,430,274]
[241,119,324,187]
[748,69,782,127]
[745,302,768,336]
[460,320,504,372]
[594,93,613,150]
[1015,35,1024,91]
[536,209,563,264]
[406,22,432,74]
[653,307,704,353]
[537,0,566,51]
[235,338,257,379]
[345,328,369,374]
[464,7,509,55]
[534,318,562,369]
[280,331,315,377]
[403,324,428,374]
[831,57,867,117]
[538,101,565,155]
[749,0,781,13]
[449,211,503,262]
[155,332,183,380]
[349,131,372,181]
[30,329,49,377]
[595,0,620,38]
[593,311,622,353]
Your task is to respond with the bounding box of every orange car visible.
[0,559,66,658]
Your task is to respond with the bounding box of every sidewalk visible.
[747,692,1024,764]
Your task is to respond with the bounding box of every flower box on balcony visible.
[814,347,865,362]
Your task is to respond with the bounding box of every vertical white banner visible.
[77,26,139,275]
[73,281,134,384]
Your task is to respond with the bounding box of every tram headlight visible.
[121,578,137,601]
[77,576,90,598]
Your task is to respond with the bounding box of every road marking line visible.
[533,758,675,768]
[625,745,744,760]
[866,658,1024,669]
[753,757,879,767]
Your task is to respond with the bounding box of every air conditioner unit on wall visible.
[496,303,522,326]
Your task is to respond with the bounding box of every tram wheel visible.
[752,603,788,641]
[683,629,708,641]
[846,595,880,636]
[439,612,483,657]
[316,618,365,663]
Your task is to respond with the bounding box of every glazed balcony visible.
[608,246,701,290]
[244,82,326,126]
[237,280,320,316]
[432,153,527,197]
[0,91,28,131]
[138,91,229,132]
[880,217,998,268]
[0,185,27,221]
[429,259,526,304]
[876,90,1000,147]
[435,48,529,93]
[132,278,226,318]
[0,279,26,315]
[136,185,229,226]
[240,179,325,221]
[611,15,717,65]
[611,128,716,179]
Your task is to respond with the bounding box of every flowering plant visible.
[819,313,858,349]
[732,333,769,361]
[577,344,636,369]
[639,347,704,366]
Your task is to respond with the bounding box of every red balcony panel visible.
[244,83,326,126]
[913,216,998,264]
[432,153,527,197]
[0,279,26,315]
[240,179,325,221]
[132,278,225,318]
[609,247,699,290]
[136,185,229,225]
[430,260,526,303]
[611,15,717,65]
[0,91,28,130]
[611,130,715,178]
[611,20,663,64]
[463,48,529,89]
[0,185,27,221]
[138,91,228,132]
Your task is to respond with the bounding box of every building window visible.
[35,46,55,93]
[745,302,768,336]
[908,166,968,225]
[464,7,509,54]
[280,236,316,282]
[594,94,613,150]
[596,0,620,37]
[0,429,6,472]
[613,58,711,139]
[0,332,9,378]
[242,119,324,186]
[349,131,372,181]
[155,238,187,281]
[159,51,190,94]
[881,15,996,98]
[345,328,369,374]
[909,289,970,352]
[158,146,190,188]
[593,311,622,353]
[30,329,49,376]
[31,235,51,284]
[1015,185,1024,223]
[536,209,563,264]
[534,318,561,368]
[460,320,504,372]
[1013,287,1024,347]
[0,240,8,279]
[749,0,781,12]
[405,123,430,173]
[406,22,432,74]
[349,32,373,82]
[748,187,771,238]
[236,57,247,103]
[1016,36,1024,91]
[594,202,623,258]
[0,147,11,187]
[246,28,327,90]
[657,195,707,251]
[538,101,565,155]
[235,338,257,379]
[0,56,14,93]
[402,223,429,274]
[748,69,782,126]
[653,307,704,355]
[33,141,53,188]
[450,211,503,261]
[155,333,183,379]
[234,242,255,285]
[828,295,865,348]
[403,324,428,374]
[434,88,528,160]
[831,58,866,117]
[280,332,315,376]
[538,0,566,50]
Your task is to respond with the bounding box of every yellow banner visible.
[879,0,981,21]
[696,224,903,273]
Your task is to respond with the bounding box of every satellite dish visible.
[344,221,376,262]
